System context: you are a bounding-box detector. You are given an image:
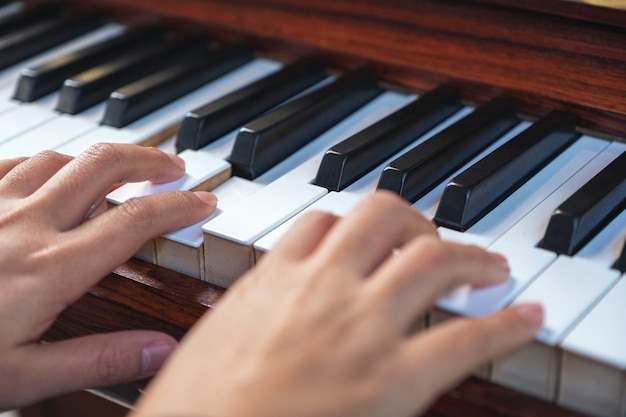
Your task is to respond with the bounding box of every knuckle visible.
[81,142,123,161]
[117,197,158,230]
[360,191,407,214]
[297,210,337,227]
[412,236,451,266]
[32,149,68,164]
[77,143,127,175]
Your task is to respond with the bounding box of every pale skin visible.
[0,144,543,416]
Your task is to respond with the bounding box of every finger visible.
[315,191,437,277]
[83,182,130,219]
[84,196,110,219]
[49,191,216,299]
[396,303,543,406]
[0,157,28,179]
[271,210,339,260]
[0,151,72,197]
[1,331,177,409]
[36,144,186,229]
[366,236,510,332]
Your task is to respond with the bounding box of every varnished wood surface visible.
[476,0,626,28]
[41,0,626,141]
[44,259,589,417]
[30,1,621,415]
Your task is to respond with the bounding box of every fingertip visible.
[489,251,510,274]
[141,339,178,376]
[512,302,544,327]
[194,191,218,208]
[472,250,511,290]
[166,153,186,171]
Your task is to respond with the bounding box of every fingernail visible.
[194,191,218,207]
[142,340,177,375]
[489,251,510,272]
[166,153,186,170]
[515,303,544,326]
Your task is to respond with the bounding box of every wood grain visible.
[43,0,626,140]
[29,1,622,416]
[44,259,588,417]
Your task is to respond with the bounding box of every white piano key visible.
[576,208,626,268]
[558,275,626,417]
[157,135,177,154]
[249,107,472,258]
[106,148,231,205]
[413,121,532,220]
[202,91,415,287]
[0,23,124,88]
[252,105,476,255]
[146,79,362,276]
[249,90,417,185]
[254,190,363,254]
[437,135,611,248]
[155,177,264,279]
[203,179,327,287]
[0,98,108,157]
[0,105,55,146]
[164,93,472,280]
[105,148,231,265]
[0,85,17,113]
[55,58,282,157]
[560,275,626,367]
[492,140,626,250]
[164,177,264,248]
[0,114,94,157]
[112,75,337,271]
[517,256,619,345]
[491,256,621,400]
[437,244,556,317]
[0,25,123,156]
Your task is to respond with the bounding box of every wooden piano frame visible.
[31,0,626,415]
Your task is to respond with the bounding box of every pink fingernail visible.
[489,251,510,272]
[515,303,544,325]
[142,340,177,375]
[194,191,218,207]
[166,153,186,170]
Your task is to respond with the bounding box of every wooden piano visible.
[11,0,624,415]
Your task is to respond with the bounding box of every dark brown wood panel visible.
[26,1,620,416]
[43,259,589,417]
[43,0,626,139]
[474,0,626,29]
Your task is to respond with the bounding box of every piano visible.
[1,0,625,416]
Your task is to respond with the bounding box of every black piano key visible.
[0,2,63,37]
[377,97,519,203]
[13,24,168,102]
[0,12,105,70]
[614,239,626,273]
[434,111,579,231]
[56,33,208,115]
[313,85,462,191]
[176,55,327,152]
[101,43,254,128]
[228,68,382,180]
[539,151,626,256]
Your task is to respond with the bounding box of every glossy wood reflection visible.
[43,259,587,417]
[45,0,626,140]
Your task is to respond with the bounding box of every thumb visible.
[3,331,177,409]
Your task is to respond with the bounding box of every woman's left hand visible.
[0,144,217,410]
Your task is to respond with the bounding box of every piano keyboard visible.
[1,2,625,416]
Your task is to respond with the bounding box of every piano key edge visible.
[42,257,588,417]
